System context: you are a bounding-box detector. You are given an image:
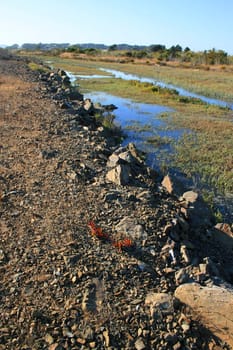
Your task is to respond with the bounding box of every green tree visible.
[108,44,118,51]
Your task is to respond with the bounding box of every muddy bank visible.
[1,53,233,349]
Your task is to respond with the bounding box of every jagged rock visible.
[209,223,233,253]
[181,190,198,203]
[83,98,94,113]
[180,244,191,264]
[118,150,135,163]
[175,283,233,347]
[162,174,173,194]
[106,164,130,185]
[135,337,146,350]
[107,148,142,172]
[107,153,120,168]
[127,142,144,163]
[161,174,186,196]
[145,292,174,317]
[61,75,71,87]
[102,103,117,111]
[115,216,147,241]
[67,88,83,101]
[175,266,195,285]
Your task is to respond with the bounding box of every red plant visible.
[112,238,134,251]
[88,221,109,240]
[88,221,134,251]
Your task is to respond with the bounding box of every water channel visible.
[66,69,233,222]
[68,68,233,110]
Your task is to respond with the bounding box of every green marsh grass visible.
[28,61,49,73]
[83,59,233,103]
[124,122,152,132]
[146,135,172,146]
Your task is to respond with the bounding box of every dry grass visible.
[0,76,32,126]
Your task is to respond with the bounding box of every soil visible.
[0,54,232,350]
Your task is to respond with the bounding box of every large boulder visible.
[210,223,233,253]
[67,88,83,101]
[175,282,233,347]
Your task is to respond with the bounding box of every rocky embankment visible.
[1,53,233,350]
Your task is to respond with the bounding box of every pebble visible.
[135,337,146,350]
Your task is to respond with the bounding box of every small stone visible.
[173,341,182,350]
[135,337,146,350]
[162,175,173,194]
[103,329,110,347]
[182,190,198,203]
[145,292,174,315]
[137,328,143,337]
[175,267,193,285]
[83,326,94,341]
[180,245,191,264]
[48,344,57,350]
[107,153,120,167]
[77,338,86,345]
[181,322,190,333]
[67,171,77,180]
[0,249,5,261]
[115,216,146,240]
[164,224,173,235]
[163,332,178,344]
[89,342,96,348]
[45,333,54,345]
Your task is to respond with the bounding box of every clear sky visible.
[1,0,233,54]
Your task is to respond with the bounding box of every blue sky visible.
[1,0,233,54]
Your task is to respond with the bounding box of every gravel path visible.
[0,54,232,350]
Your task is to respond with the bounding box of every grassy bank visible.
[94,60,233,103]
[22,53,233,103]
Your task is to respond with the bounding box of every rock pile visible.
[0,55,233,349]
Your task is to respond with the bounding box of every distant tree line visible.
[108,44,230,65]
[6,42,232,65]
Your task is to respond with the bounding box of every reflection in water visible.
[86,91,189,170]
